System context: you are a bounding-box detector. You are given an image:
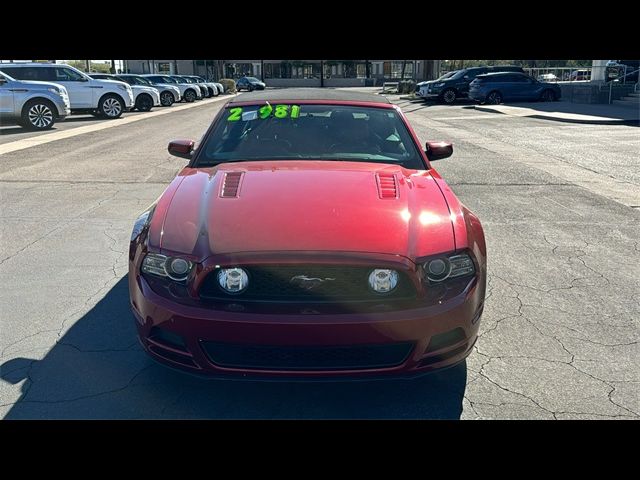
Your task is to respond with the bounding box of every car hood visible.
[93,79,130,88]
[131,85,159,93]
[154,83,180,91]
[16,80,67,91]
[152,161,456,262]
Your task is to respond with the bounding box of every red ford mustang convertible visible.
[129,89,486,379]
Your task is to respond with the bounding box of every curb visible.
[473,105,639,125]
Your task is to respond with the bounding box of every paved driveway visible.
[1,92,638,418]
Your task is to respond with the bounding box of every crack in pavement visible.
[0,364,155,408]
[0,189,122,266]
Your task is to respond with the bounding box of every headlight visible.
[434,83,445,87]
[47,87,61,95]
[131,206,155,241]
[424,253,475,282]
[142,253,193,281]
[368,269,399,293]
[217,268,249,293]
[117,84,128,91]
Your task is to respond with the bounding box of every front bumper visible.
[468,91,486,102]
[417,86,442,99]
[130,270,484,379]
[54,97,71,119]
[125,91,134,107]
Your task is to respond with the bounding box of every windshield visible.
[122,75,151,86]
[246,77,260,82]
[196,104,425,170]
[160,76,177,84]
[176,76,193,83]
[436,70,458,81]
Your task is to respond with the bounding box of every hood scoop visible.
[220,172,244,198]
[376,173,398,199]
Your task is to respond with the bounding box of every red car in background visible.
[129,89,486,379]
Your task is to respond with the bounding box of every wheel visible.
[98,94,124,119]
[441,88,457,105]
[209,87,218,97]
[541,89,555,102]
[183,89,196,102]
[20,99,55,130]
[160,91,174,107]
[486,91,502,105]
[135,93,154,112]
[248,84,255,92]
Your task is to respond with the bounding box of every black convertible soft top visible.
[228,88,391,105]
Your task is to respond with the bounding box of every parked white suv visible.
[89,73,161,112]
[0,63,134,119]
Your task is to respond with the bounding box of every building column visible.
[591,60,607,83]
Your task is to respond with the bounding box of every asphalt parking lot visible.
[1,90,638,419]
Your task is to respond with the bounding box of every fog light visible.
[218,268,249,294]
[368,269,398,293]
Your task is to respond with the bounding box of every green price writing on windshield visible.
[227,104,301,121]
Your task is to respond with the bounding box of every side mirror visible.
[0,77,6,85]
[425,141,453,161]
[168,139,195,159]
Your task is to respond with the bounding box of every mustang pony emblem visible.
[290,275,336,290]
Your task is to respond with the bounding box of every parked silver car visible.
[0,70,70,130]
[185,75,219,96]
[142,75,202,103]
[171,75,209,98]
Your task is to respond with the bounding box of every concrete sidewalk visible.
[474,101,640,125]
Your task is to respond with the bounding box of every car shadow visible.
[394,98,477,114]
[472,101,639,126]
[1,277,467,419]
[0,125,60,136]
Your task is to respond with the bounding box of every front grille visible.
[201,342,414,371]
[199,265,416,303]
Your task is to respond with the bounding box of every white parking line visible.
[0,95,236,156]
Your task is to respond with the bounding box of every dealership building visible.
[123,60,442,86]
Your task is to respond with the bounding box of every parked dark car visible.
[236,76,266,92]
[569,70,590,81]
[469,72,561,105]
[606,60,639,83]
[417,65,524,104]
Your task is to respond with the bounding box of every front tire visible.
[441,88,457,105]
[20,99,56,130]
[160,91,174,107]
[486,91,502,105]
[98,94,125,119]
[135,93,154,112]
[183,89,196,102]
